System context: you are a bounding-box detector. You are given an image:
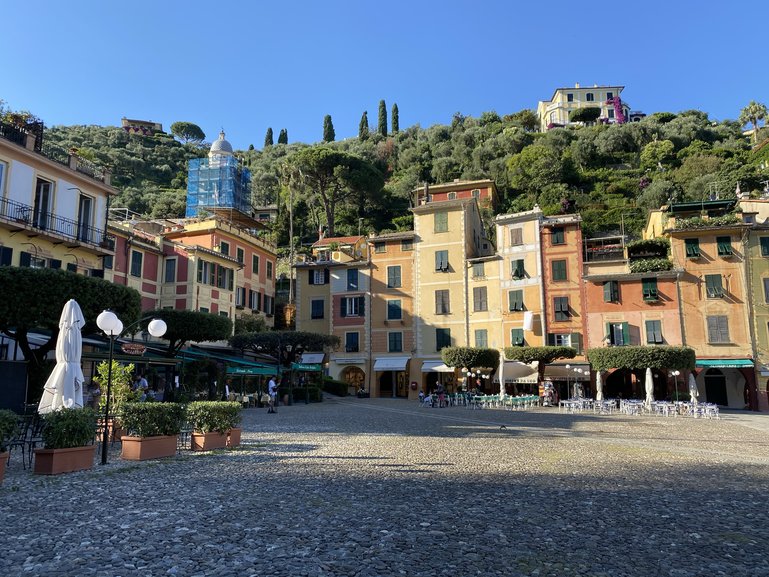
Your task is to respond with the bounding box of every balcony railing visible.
[0,196,114,250]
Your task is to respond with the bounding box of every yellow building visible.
[536,83,629,131]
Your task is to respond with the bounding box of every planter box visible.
[191,431,227,451]
[121,435,178,461]
[0,451,7,484]
[227,428,241,448]
[34,445,95,475]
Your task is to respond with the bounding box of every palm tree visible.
[739,101,768,143]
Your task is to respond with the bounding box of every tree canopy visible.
[323,115,335,143]
[170,121,205,144]
[441,347,500,370]
[230,330,340,367]
[587,346,696,372]
[144,309,234,356]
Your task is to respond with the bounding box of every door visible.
[33,179,52,230]
[77,194,93,242]
[704,369,728,406]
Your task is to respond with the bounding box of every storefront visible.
[421,360,455,393]
[373,356,410,398]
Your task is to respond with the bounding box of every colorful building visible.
[536,83,630,131]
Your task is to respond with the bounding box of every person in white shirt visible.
[268,376,278,413]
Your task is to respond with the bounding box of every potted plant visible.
[93,360,139,440]
[119,403,185,461]
[33,408,98,475]
[186,401,242,451]
[0,409,18,484]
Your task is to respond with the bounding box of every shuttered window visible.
[761,237,769,257]
[603,280,619,302]
[551,227,565,245]
[311,299,324,319]
[340,296,365,317]
[388,332,403,352]
[472,262,485,278]
[606,322,630,346]
[347,268,358,291]
[554,296,570,321]
[387,299,402,320]
[510,228,523,246]
[475,329,488,348]
[706,315,729,343]
[642,278,658,301]
[645,320,663,344]
[387,265,401,288]
[510,328,524,346]
[435,250,449,271]
[511,259,525,279]
[716,236,733,256]
[473,286,488,312]
[436,328,451,350]
[508,290,524,311]
[705,274,724,298]
[434,211,448,232]
[685,238,700,258]
[435,290,450,314]
[551,260,567,281]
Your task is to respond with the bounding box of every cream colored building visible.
[537,83,629,131]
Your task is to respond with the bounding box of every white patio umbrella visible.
[38,299,86,414]
[644,367,654,408]
[497,354,505,398]
[595,370,603,401]
[688,373,699,406]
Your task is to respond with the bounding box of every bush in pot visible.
[0,409,18,484]
[186,401,242,451]
[34,408,98,475]
[119,403,186,460]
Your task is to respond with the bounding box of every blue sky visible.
[2,0,767,150]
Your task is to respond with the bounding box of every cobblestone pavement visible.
[2,398,769,577]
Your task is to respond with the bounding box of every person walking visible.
[268,375,278,414]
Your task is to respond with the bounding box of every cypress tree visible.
[391,103,399,134]
[378,100,387,136]
[264,127,273,148]
[359,111,369,140]
[323,115,335,142]
[248,143,255,151]
[278,128,288,144]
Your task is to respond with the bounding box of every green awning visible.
[696,359,753,368]
[226,366,275,376]
[291,362,322,371]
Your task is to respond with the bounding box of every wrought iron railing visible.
[0,196,114,249]
[0,121,27,146]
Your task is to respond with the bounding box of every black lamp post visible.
[96,310,167,465]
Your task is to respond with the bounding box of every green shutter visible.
[761,237,769,257]
[0,246,12,266]
[621,322,630,346]
[603,281,613,302]
[512,259,524,279]
[19,251,31,267]
[705,274,723,298]
[508,289,523,311]
[642,278,658,301]
[570,332,581,354]
[511,328,524,346]
[685,238,700,258]
[717,236,732,256]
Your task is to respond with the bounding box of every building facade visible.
[536,84,630,131]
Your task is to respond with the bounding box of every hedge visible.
[441,347,500,369]
[503,346,576,365]
[186,401,242,434]
[322,378,349,397]
[119,403,185,437]
[587,346,696,371]
[628,257,673,273]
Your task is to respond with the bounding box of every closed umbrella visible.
[595,370,603,401]
[497,354,505,398]
[688,373,699,406]
[644,367,654,408]
[38,299,86,413]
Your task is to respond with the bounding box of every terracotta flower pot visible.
[227,428,241,448]
[191,431,227,451]
[0,451,7,484]
[121,435,178,461]
[34,445,95,475]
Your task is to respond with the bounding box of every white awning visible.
[493,361,539,384]
[300,353,325,364]
[373,357,410,371]
[543,363,590,381]
[421,361,455,373]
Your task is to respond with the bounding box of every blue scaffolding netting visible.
[185,156,252,218]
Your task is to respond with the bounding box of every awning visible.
[421,361,455,373]
[373,357,410,371]
[227,366,275,376]
[543,363,591,381]
[333,358,365,364]
[291,362,322,371]
[696,359,754,368]
[494,361,539,384]
[301,353,325,364]
[181,347,279,372]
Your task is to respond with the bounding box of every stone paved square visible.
[2,398,768,577]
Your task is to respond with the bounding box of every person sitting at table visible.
[418,390,425,404]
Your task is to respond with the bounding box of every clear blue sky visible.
[2,0,767,150]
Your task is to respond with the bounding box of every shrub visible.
[41,408,98,449]
[503,346,576,365]
[293,387,323,403]
[119,403,185,437]
[674,214,740,229]
[628,258,673,273]
[186,401,241,434]
[587,346,696,372]
[322,378,349,397]
[569,107,602,123]
[0,409,18,452]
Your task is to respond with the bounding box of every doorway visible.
[704,369,728,406]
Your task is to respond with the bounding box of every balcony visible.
[0,196,115,254]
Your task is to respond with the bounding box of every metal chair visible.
[7,415,32,469]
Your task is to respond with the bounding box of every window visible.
[0,161,6,195]
[249,289,258,311]
[435,250,449,271]
[646,320,663,344]
[586,93,594,102]
[264,295,274,315]
[235,287,246,307]
[266,261,273,280]
[508,289,524,311]
[707,315,730,343]
[77,194,93,242]
[764,278,769,303]
[434,211,448,233]
[567,93,574,102]
[435,290,450,314]
[642,278,659,301]
[606,322,629,346]
[471,189,480,198]
[388,332,403,352]
[717,236,733,256]
[551,260,567,281]
[236,247,244,263]
[510,328,524,346]
[475,329,488,348]
[199,307,209,314]
[252,254,260,274]
[309,269,329,285]
[341,296,365,317]
[608,109,615,119]
[401,239,413,251]
[606,91,613,99]
[374,242,386,253]
[219,241,230,256]
[311,299,324,319]
[447,192,457,200]
[510,228,523,246]
[345,332,360,353]
[208,262,216,285]
[436,328,451,350]
[130,250,143,277]
[705,274,724,298]
[551,227,565,245]
[685,238,700,258]
[511,259,525,280]
[219,311,228,318]
[761,237,769,257]
[473,286,488,312]
[257,291,263,311]
[164,259,176,283]
[472,262,485,279]
[554,296,570,321]
[33,178,52,229]
[347,268,359,291]
[103,254,113,270]
[387,266,401,288]
[387,299,402,320]
[548,333,572,347]
[603,280,619,302]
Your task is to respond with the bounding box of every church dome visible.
[210,130,233,155]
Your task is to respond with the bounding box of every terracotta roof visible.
[312,236,364,247]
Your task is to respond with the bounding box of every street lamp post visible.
[96,310,167,465]
[565,364,571,399]
[670,370,680,402]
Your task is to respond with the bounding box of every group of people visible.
[419,384,448,407]
[132,373,168,402]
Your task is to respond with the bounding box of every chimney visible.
[575,82,580,88]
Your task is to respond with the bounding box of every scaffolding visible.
[185,156,252,218]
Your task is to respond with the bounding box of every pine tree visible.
[359,111,369,140]
[391,103,399,134]
[323,115,335,142]
[248,144,255,151]
[278,128,288,145]
[264,128,273,148]
[378,100,387,136]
